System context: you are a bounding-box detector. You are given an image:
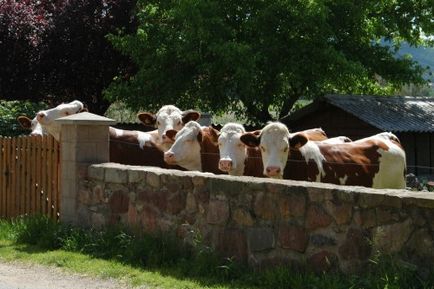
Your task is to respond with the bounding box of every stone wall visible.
[78,163,434,274]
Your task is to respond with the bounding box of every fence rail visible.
[0,135,60,219]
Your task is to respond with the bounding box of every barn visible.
[282,94,434,177]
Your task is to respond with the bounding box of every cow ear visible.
[289,133,308,149]
[240,132,261,147]
[137,112,157,126]
[182,110,201,123]
[252,130,261,136]
[166,129,177,141]
[208,126,220,143]
[17,116,32,130]
[79,106,88,113]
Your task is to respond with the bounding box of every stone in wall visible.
[306,205,333,230]
[338,228,371,260]
[278,225,308,253]
[372,218,413,254]
[248,227,275,252]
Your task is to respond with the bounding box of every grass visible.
[0,215,433,289]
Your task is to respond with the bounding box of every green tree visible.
[105,0,434,124]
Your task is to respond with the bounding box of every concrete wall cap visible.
[55,112,117,125]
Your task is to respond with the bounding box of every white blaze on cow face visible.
[164,121,202,171]
[241,122,291,179]
[217,123,247,176]
[137,105,200,152]
[36,100,84,141]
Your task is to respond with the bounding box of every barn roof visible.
[286,94,434,133]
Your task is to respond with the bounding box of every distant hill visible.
[395,43,434,81]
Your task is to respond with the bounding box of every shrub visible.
[0,100,46,136]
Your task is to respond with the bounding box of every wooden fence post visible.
[55,112,116,225]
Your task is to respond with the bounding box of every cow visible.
[137,105,200,152]
[163,121,336,176]
[217,123,335,176]
[240,122,406,189]
[18,100,86,140]
[163,121,221,173]
[108,127,184,169]
[17,115,46,136]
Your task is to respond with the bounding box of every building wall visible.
[286,105,381,140]
[78,163,434,274]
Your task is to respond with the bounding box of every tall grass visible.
[0,215,433,289]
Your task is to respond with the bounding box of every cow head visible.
[17,115,46,136]
[137,105,200,151]
[163,121,204,171]
[217,123,248,176]
[240,122,291,179]
[35,100,85,140]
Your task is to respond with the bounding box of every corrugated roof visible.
[284,94,434,133]
[324,94,434,132]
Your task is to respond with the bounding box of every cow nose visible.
[265,166,281,176]
[164,151,176,163]
[219,159,232,172]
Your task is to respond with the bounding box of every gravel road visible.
[0,261,136,289]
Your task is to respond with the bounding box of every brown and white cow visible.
[240,122,406,189]
[108,127,183,169]
[17,115,46,136]
[18,100,86,140]
[137,105,200,152]
[163,121,221,173]
[217,123,336,176]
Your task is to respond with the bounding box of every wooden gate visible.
[0,135,60,219]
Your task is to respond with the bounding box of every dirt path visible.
[0,261,140,289]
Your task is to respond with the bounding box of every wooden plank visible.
[53,139,60,219]
[16,137,23,216]
[46,136,53,218]
[35,136,42,215]
[10,137,17,218]
[0,137,4,218]
[41,136,48,215]
[3,138,10,217]
[30,136,37,215]
[23,136,30,215]
[416,134,430,176]
[430,134,434,176]
[25,136,32,215]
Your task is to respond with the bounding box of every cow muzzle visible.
[218,159,232,172]
[265,166,282,178]
[164,151,177,164]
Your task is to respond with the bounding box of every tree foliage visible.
[0,0,136,114]
[0,100,46,136]
[105,0,434,124]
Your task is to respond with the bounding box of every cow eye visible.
[177,121,182,126]
[157,121,160,126]
[283,147,288,153]
[260,146,265,152]
[218,142,222,147]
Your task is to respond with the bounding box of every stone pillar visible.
[55,112,116,225]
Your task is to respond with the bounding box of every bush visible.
[0,100,46,136]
